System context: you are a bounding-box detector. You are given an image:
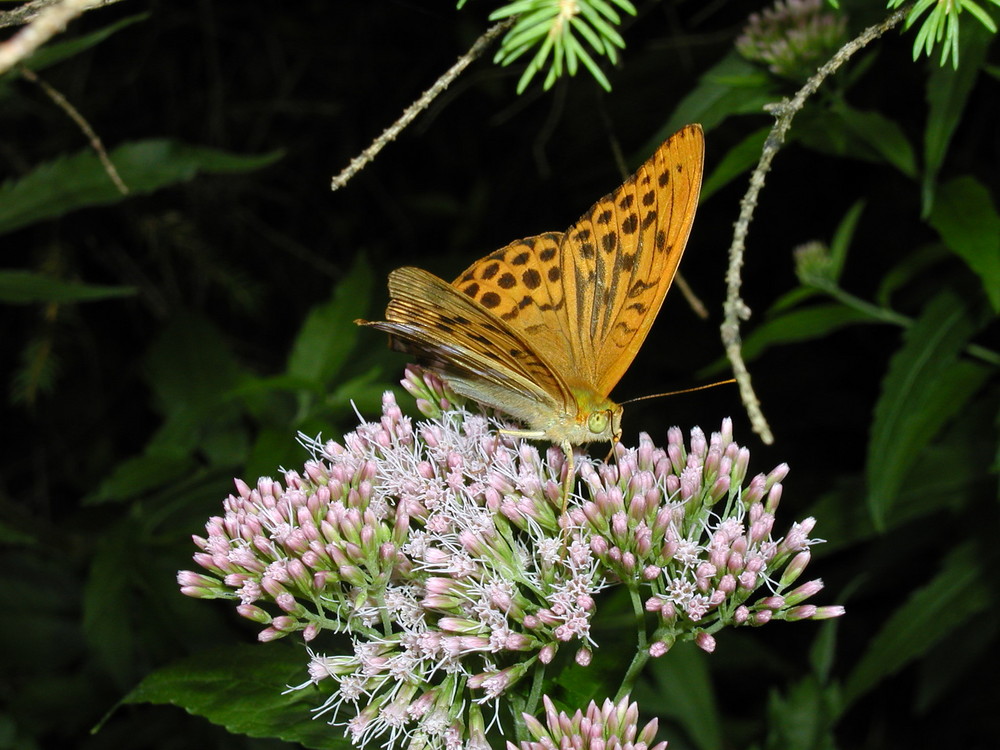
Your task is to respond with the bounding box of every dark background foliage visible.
[2,1,998,748]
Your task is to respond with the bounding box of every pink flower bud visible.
[766,463,789,490]
[779,551,811,586]
[784,605,817,621]
[785,578,824,605]
[257,626,287,642]
[695,632,716,653]
[649,641,670,657]
[811,605,846,619]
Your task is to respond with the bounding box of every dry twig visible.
[17,64,128,194]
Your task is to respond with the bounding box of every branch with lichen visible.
[0,0,124,29]
[330,19,513,192]
[722,3,911,446]
[0,0,125,75]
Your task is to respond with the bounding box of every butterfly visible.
[358,124,704,493]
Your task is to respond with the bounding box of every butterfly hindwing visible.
[367,266,575,428]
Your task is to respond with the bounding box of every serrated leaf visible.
[650,52,780,147]
[19,13,148,72]
[922,19,992,215]
[866,291,990,527]
[642,642,722,750]
[287,258,373,385]
[0,270,136,304]
[765,675,840,750]
[701,126,769,202]
[0,139,282,235]
[830,104,917,178]
[145,311,242,416]
[843,542,989,707]
[84,452,198,506]
[123,644,348,749]
[927,176,1000,311]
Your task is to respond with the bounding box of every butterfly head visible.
[561,388,622,448]
[585,404,622,444]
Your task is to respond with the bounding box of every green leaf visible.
[843,542,990,707]
[19,13,148,72]
[927,176,1000,311]
[0,270,136,304]
[916,617,999,713]
[866,290,990,527]
[0,139,282,236]
[875,243,950,307]
[82,524,136,684]
[643,642,723,750]
[700,304,875,377]
[765,675,840,750]
[84,452,198,506]
[827,200,865,282]
[830,104,917,178]
[123,644,347,749]
[651,52,779,147]
[700,127,769,202]
[794,106,914,175]
[287,257,373,386]
[922,19,992,215]
[145,312,243,416]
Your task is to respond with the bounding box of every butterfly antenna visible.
[619,379,736,405]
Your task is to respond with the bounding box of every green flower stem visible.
[614,584,649,701]
[524,659,546,722]
[813,278,1000,367]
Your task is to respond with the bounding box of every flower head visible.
[179,365,843,750]
[510,694,666,750]
[736,0,848,81]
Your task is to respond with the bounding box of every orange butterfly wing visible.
[453,124,704,399]
[563,124,704,396]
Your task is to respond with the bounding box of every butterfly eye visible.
[587,410,611,436]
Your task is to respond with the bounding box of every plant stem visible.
[816,280,1000,367]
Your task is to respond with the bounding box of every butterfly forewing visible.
[562,124,704,396]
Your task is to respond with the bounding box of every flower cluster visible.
[510,695,665,750]
[736,0,848,81]
[179,365,843,750]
